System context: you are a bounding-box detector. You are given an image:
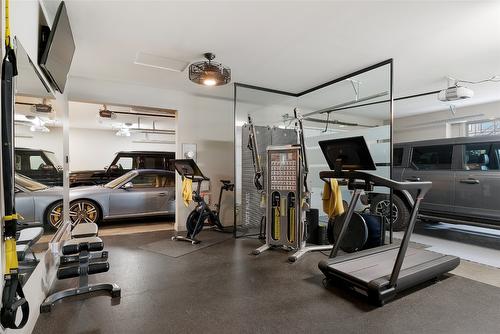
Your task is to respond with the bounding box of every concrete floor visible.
[33,229,500,334]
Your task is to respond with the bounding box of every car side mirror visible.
[122,182,133,190]
[109,164,119,172]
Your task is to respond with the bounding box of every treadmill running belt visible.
[326,247,447,284]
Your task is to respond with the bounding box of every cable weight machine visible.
[252,109,334,261]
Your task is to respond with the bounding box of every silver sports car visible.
[15,169,176,230]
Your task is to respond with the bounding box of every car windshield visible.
[105,171,137,188]
[15,173,48,191]
[44,151,62,171]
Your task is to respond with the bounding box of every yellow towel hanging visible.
[322,179,344,219]
[182,177,193,207]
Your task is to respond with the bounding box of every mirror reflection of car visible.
[15,169,176,230]
[367,135,500,231]
[69,151,175,187]
[14,148,63,186]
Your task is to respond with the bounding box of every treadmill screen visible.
[319,136,376,171]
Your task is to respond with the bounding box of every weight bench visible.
[40,231,121,313]
[16,227,44,261]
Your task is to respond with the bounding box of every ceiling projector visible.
[438,86,474,102]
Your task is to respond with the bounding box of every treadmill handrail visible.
[319,170,432,196]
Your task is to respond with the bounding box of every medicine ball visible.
[327,212,368,253]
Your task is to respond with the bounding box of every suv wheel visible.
[370,194,410,232]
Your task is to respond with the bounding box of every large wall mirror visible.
[234,61,392,238]
[14,37,60,285]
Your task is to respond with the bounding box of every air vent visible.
[134,52,189,72]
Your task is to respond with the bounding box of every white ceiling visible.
[44,0,500,118]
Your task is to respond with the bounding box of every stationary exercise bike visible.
[173,159,234,244]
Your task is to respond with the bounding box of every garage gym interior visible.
[0,1,500,333]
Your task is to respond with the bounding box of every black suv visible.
[69,151,175,187]
[15,148,63,186]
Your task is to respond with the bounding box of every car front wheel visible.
[370,194,410,232]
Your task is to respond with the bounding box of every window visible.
[464,143,498,171]
[467,119,500,137]
[143,156,164,169]
[29,155,48,170]
[411,145,453,170]
[15,154,22,171]
[130,173,168,188]
[393,148,404,166]
[495,144,500,163]
[115,157,133,170]
[164,174,175,187]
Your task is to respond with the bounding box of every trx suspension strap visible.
[1,0,30,329]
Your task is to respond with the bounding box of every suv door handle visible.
[460,179,480,185]
[405,177,421,182]
[158,192,167,196]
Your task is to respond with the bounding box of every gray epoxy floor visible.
[34,230,500,334]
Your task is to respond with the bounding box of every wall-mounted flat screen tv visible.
[39,1,75,93]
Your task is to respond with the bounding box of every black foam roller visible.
[306,209,319,245]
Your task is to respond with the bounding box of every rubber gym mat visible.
[139,230,233,258]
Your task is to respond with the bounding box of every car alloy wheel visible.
[48,202,64,229]
[69,200,99,227]
[374,199,399,225]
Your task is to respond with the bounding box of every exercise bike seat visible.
[220,180,232,185]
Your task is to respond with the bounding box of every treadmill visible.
[317,136,459,306]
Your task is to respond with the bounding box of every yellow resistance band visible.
[5,239,18,273]
[5,0,10,47]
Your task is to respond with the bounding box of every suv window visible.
[116,156,133,170]
[411,145,453,170]
[15,154,22,171]
[465,143,499,171]
[141,156,164,169]
[29,155,47,170]
[394,148,404,166]
[145,157,163,169]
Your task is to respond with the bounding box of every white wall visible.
[394,100,500,143]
